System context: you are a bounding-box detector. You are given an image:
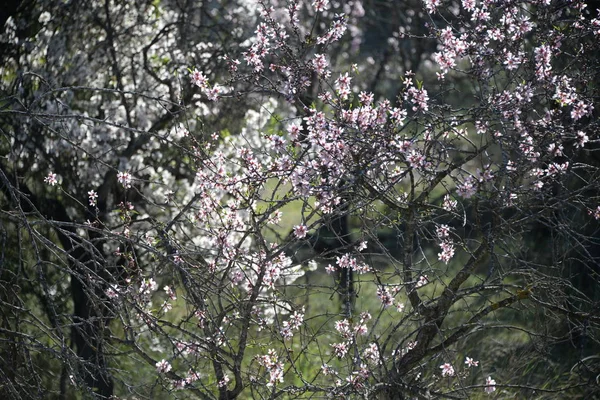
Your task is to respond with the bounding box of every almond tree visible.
[1,0,600,399]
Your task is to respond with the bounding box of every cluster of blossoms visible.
[331,313,371,358]
[40,0,594,396]
[335,72,352,101]
[404,84,430,112]
[395,340,418,358]
[590,206,600,220]
[362,343,380,365]
[191,68,220,101]
[135,277,158,306]
[432,26,468,78]
[439,363,455,377]
[312,53,331,78]
[316,14,348,44]
[416,275,429,288]
[327,253,371,275]
[160,286,177,312]
[156,359,172,374]
[457,175,478,199]
[312,0,329,12]
[217,375,230,388]
[436,224,455,264]
[88,190,98,207]
[262,253,293,288]
[344,364,370,390]
[172,369,202,390]
[105,284,121,300]
[442,194,457,212]
[280,308,304,340]
[376,286,394,307]
[485,376,497,393]
[256,349,284,387]
[439,359,495,393]
[117,171,132,188]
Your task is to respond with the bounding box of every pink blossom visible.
[217,374,230,388]
[436,224,450,239]
[377,286,394,307]
[257,349,284,387]
[416,275,429,288]
[354,323,368,336]
[335,72,352,101]
[465,356,479,367]
[405,87,429,112]
[155,359,172,373]
[357,241,368,251]
[334,319,351,338]
[117,171,132,188]
[462,0,475,12]
[504,51,523,70]
[590,206,600,220]
[88,190,98,207]
[443,194,457,211]
[440,362,455,377]
[312,0,329,12]
[288,308,304,330]
[390,107,407,125]
[191,68,208,89]
[363,343,380,365]
[358,91,374,106]
[312,54,330,78]
[186,369,201,384]
[485,376,496,393]
[438,240,455,264]
[105,285,119,299]
[457,176,477,199]
[206,86,221,102]
[293,224,308,238]
[44,172,58,186]
[321,364,334,376]
[424,0,442,13]
[571,100,593,120]
[575,131,589,148]
[332,342,349,358]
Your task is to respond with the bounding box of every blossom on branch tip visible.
[357,241,368,251]
[44,172,58,186]
[332,342,349,358]
[312,54,330,78]
[321,364,335,376]
[465,357,479,367]
[576,131,589,148]
[438,240,455,264]
[117,171,132,188]
[436,224,450,239]
[440,363,455,377]
[312,0,329,12]
[88,190,98,207]
[293,224,308,239]
[416,275,428,288]
[485,376,496,393]
[217,374,230,388]
[191,68,208,90]
[156,359,172,373]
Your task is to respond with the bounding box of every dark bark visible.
[0,166,114,398]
